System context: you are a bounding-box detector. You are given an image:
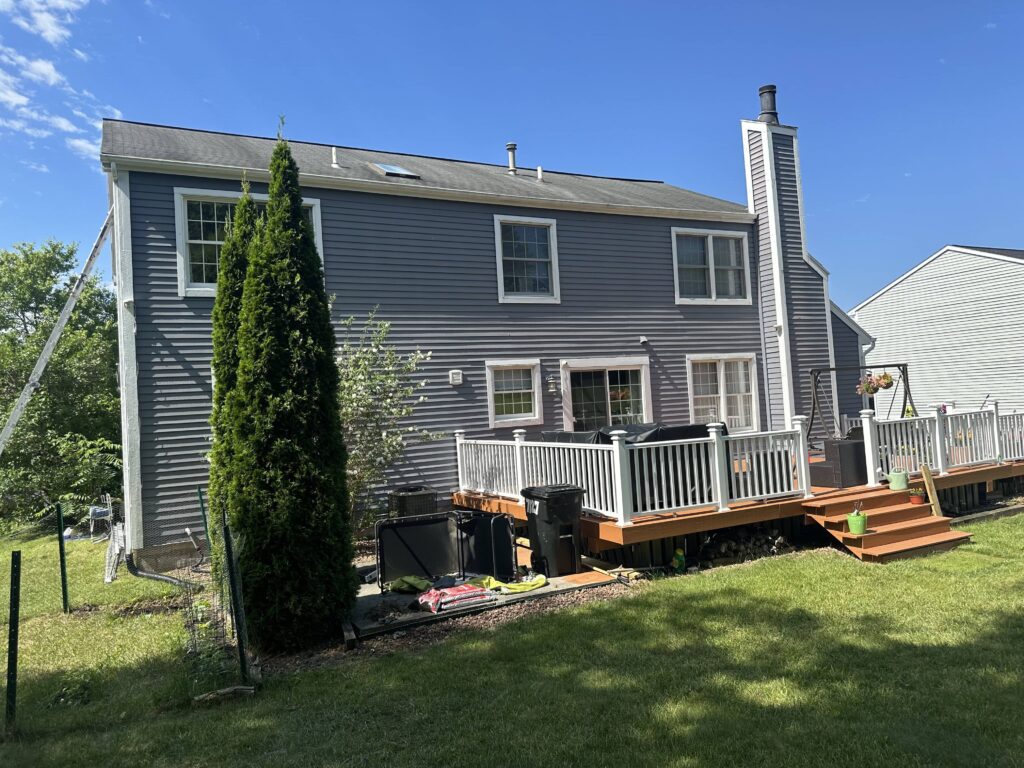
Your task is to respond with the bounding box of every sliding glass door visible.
[569,369,645,431]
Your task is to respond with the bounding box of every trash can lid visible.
[521,484,585,501]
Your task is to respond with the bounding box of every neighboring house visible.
[102,85,847,565]
[851,244,1024,419]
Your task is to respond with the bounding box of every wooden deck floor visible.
[453,459,1024,552]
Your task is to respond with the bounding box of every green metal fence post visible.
[196,488,212,552]
[220,516,250,685]
[5,550,21,734]
[56,502,69,614]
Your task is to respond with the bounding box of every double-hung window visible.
[687,355,758,432]
[493,215,560,303]
[671,228,751,305]
[174,188,322,298]
[485,359,543,428]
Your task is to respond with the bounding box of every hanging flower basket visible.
[877,372,894,390]
[856,375,879,396]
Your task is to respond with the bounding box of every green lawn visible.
[3,516,1024,767]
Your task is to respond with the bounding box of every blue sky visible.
[0,0,1020,307]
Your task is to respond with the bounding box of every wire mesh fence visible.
[170,490,255,699]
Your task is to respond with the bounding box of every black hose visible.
[125,552,197,589]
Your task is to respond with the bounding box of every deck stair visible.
[803,488,971,563]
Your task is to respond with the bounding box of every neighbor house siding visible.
[746,128,784,429]
[854,249,1024,415]
[830,309,865,422]
[771,133,834,431]
[127,171,769,549]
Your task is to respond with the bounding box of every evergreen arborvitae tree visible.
[229,137,356,650]
[208,182,257,544]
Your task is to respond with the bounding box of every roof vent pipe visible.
[506,142,517,175]
[536,166,543,181]
[331,147,339,169]
[757,84,779,125]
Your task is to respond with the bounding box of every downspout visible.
[125,552,194,588]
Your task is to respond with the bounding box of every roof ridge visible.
[101,118,667,184]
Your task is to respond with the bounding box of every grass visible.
[3,516,1024,767]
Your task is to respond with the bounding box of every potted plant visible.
[877,372,894,390]
[908,485,927,505]
[847,502,868,536]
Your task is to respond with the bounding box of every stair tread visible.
[802,488,906,509]
[819,501,923,523]
[840,515,949,541]
[860,530,972,557]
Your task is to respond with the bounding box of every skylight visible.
[371,162,420,179]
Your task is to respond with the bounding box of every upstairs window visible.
[493,215,560,304]
[672,228,751,305]
[174,188,321,298]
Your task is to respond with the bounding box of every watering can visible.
[886,470,909,491]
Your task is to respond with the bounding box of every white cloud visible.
[2,0,91,46]
[985,22,998,30]
[0,68,30,107]
[65,135,98,159]
[0,116,52,137]
[0,44,65,86]
[20,159,49,172]
[0,3,114,166]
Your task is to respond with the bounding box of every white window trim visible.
[493,214,561,304]
[671,227,753,306]
[685,353,760,433]
[559,355,653,431]
[485,358,544,429]
[173,187,324,298]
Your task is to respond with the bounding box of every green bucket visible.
[847,513,868,536]
[887,470,909,491]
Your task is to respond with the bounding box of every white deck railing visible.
[875,416,939,475]
[999,412,1024,462]
[863,401,1017,485]
[455,418,812,526]
[726,428,804,503]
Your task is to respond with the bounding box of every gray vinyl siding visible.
[127,171,768,549]
[746,128,784,429]
[855,249,1024,415]
[771,133,834,431]
[831,310,864,419]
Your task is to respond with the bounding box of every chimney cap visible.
[506,141,517,151]
[757,84,779,125]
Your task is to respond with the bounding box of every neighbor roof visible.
[100,120,751,220]
[951,245,1024,260]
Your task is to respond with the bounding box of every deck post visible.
[791,415,814,497]
[609,430,634,526]
[512,429,527,501]
[860,409,881,487]
[708,422,730,512]
[989,400,1002,463]
[454,430,466,491]
[929,404,949,475]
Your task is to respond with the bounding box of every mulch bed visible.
[260,581,636,676]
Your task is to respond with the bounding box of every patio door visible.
[569,369,645,431]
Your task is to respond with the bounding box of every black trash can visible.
[521,484,584,577]
[388,485,438,518]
